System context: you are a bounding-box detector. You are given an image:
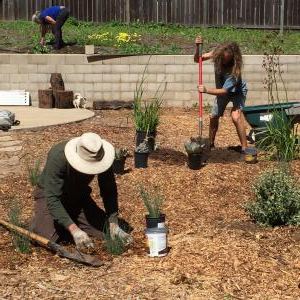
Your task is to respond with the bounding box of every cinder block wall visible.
[0,54,299,107]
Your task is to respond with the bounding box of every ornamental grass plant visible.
[132,63,165,133]
[139,185,164,218]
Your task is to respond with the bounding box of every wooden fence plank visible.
[2,0,300,29]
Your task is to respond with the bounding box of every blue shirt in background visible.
[39,6,61,22]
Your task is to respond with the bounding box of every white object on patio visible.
[0,90,30,106]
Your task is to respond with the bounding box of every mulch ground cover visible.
[0,108,300,299]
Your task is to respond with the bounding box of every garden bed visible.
[0,108,300,299]
[1,20,300,54]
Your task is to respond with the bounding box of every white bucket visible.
[145,227,168,257]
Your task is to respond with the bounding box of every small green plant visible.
[139,185,164,218]
[135,141,150,153]
[115,147,129,159]
[103,224,127,255]
[257,110,299,161]
[27,160,42,187]
[7,196,31,253]
[244,166,300,227]
[184,137,203,154]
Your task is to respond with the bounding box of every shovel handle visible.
[0,219,50,246]
[198,44,203,130]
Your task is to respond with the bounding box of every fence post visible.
[279,0,285,35]
[125,0,130,23]
[203,0,208,26]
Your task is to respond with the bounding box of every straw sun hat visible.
[64,132,115,175]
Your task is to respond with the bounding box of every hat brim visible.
[64,137,115,175]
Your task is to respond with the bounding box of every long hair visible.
[213,41,243,80]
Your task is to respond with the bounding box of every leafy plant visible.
[27,160,42,187]
[139,185,164,218]
[7,196,31,254]
[184,137,203,154]
[135,141,150,153]
[244,166,300,227]
[115,147,129,159]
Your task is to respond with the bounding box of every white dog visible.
[73,93,87,109]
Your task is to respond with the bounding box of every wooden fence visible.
[0,0,299,28]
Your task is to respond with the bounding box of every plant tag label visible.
[260,114,273,121]
[157,222,165,228]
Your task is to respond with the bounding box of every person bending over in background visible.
[32,6,69,50]
[194,36,248,154]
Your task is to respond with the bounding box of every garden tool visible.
[198,42,203,139]
[0,218,104,267]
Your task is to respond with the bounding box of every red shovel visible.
[198,42,203,138]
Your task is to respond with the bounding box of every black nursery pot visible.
[134,151,149,168]
[136,130,156,152]
[113,157,126,174]
[187,153,202,170]
[146,214,166,229]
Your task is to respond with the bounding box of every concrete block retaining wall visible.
[0,54,299,107]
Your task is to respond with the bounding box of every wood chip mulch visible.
[0,108,300,299]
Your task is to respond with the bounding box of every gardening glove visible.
[39,38,44,46]
[71,228,94,250]
[195,36,203,45]
[109,222,133,244]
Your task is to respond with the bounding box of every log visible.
[93,100,133,110]
[38,89,54,108]
[50,73,65,91]
[54,90,74,109]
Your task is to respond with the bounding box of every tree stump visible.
[54,90,74,109]
[50,73,65,91]
[38,89,54,108]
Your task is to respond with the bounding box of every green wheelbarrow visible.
[242,101,300,144]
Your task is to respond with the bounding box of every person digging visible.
[29,132,132,251]
[32,6,69,50]
[194,36,248,155]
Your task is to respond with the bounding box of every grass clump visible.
[133,63,165,133]
[7,196,31,254]
[257,111,299,161]
[244,166,300,227]
[103,226,127,256]
[139,185,163,218]
[27,160,42,187]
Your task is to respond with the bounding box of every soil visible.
[1,108,300,299]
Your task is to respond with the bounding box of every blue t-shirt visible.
[215,72,247,100]
[39,6,61,22]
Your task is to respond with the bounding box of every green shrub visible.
[7,196,31,253]
[244,167,300,227]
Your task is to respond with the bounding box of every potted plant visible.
[139,185,165,229]
[132,68,165,152]
[184,137,203,170]
[134,141,150,168]
[113,147,128,174]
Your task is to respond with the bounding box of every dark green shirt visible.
[39,141,118,228]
